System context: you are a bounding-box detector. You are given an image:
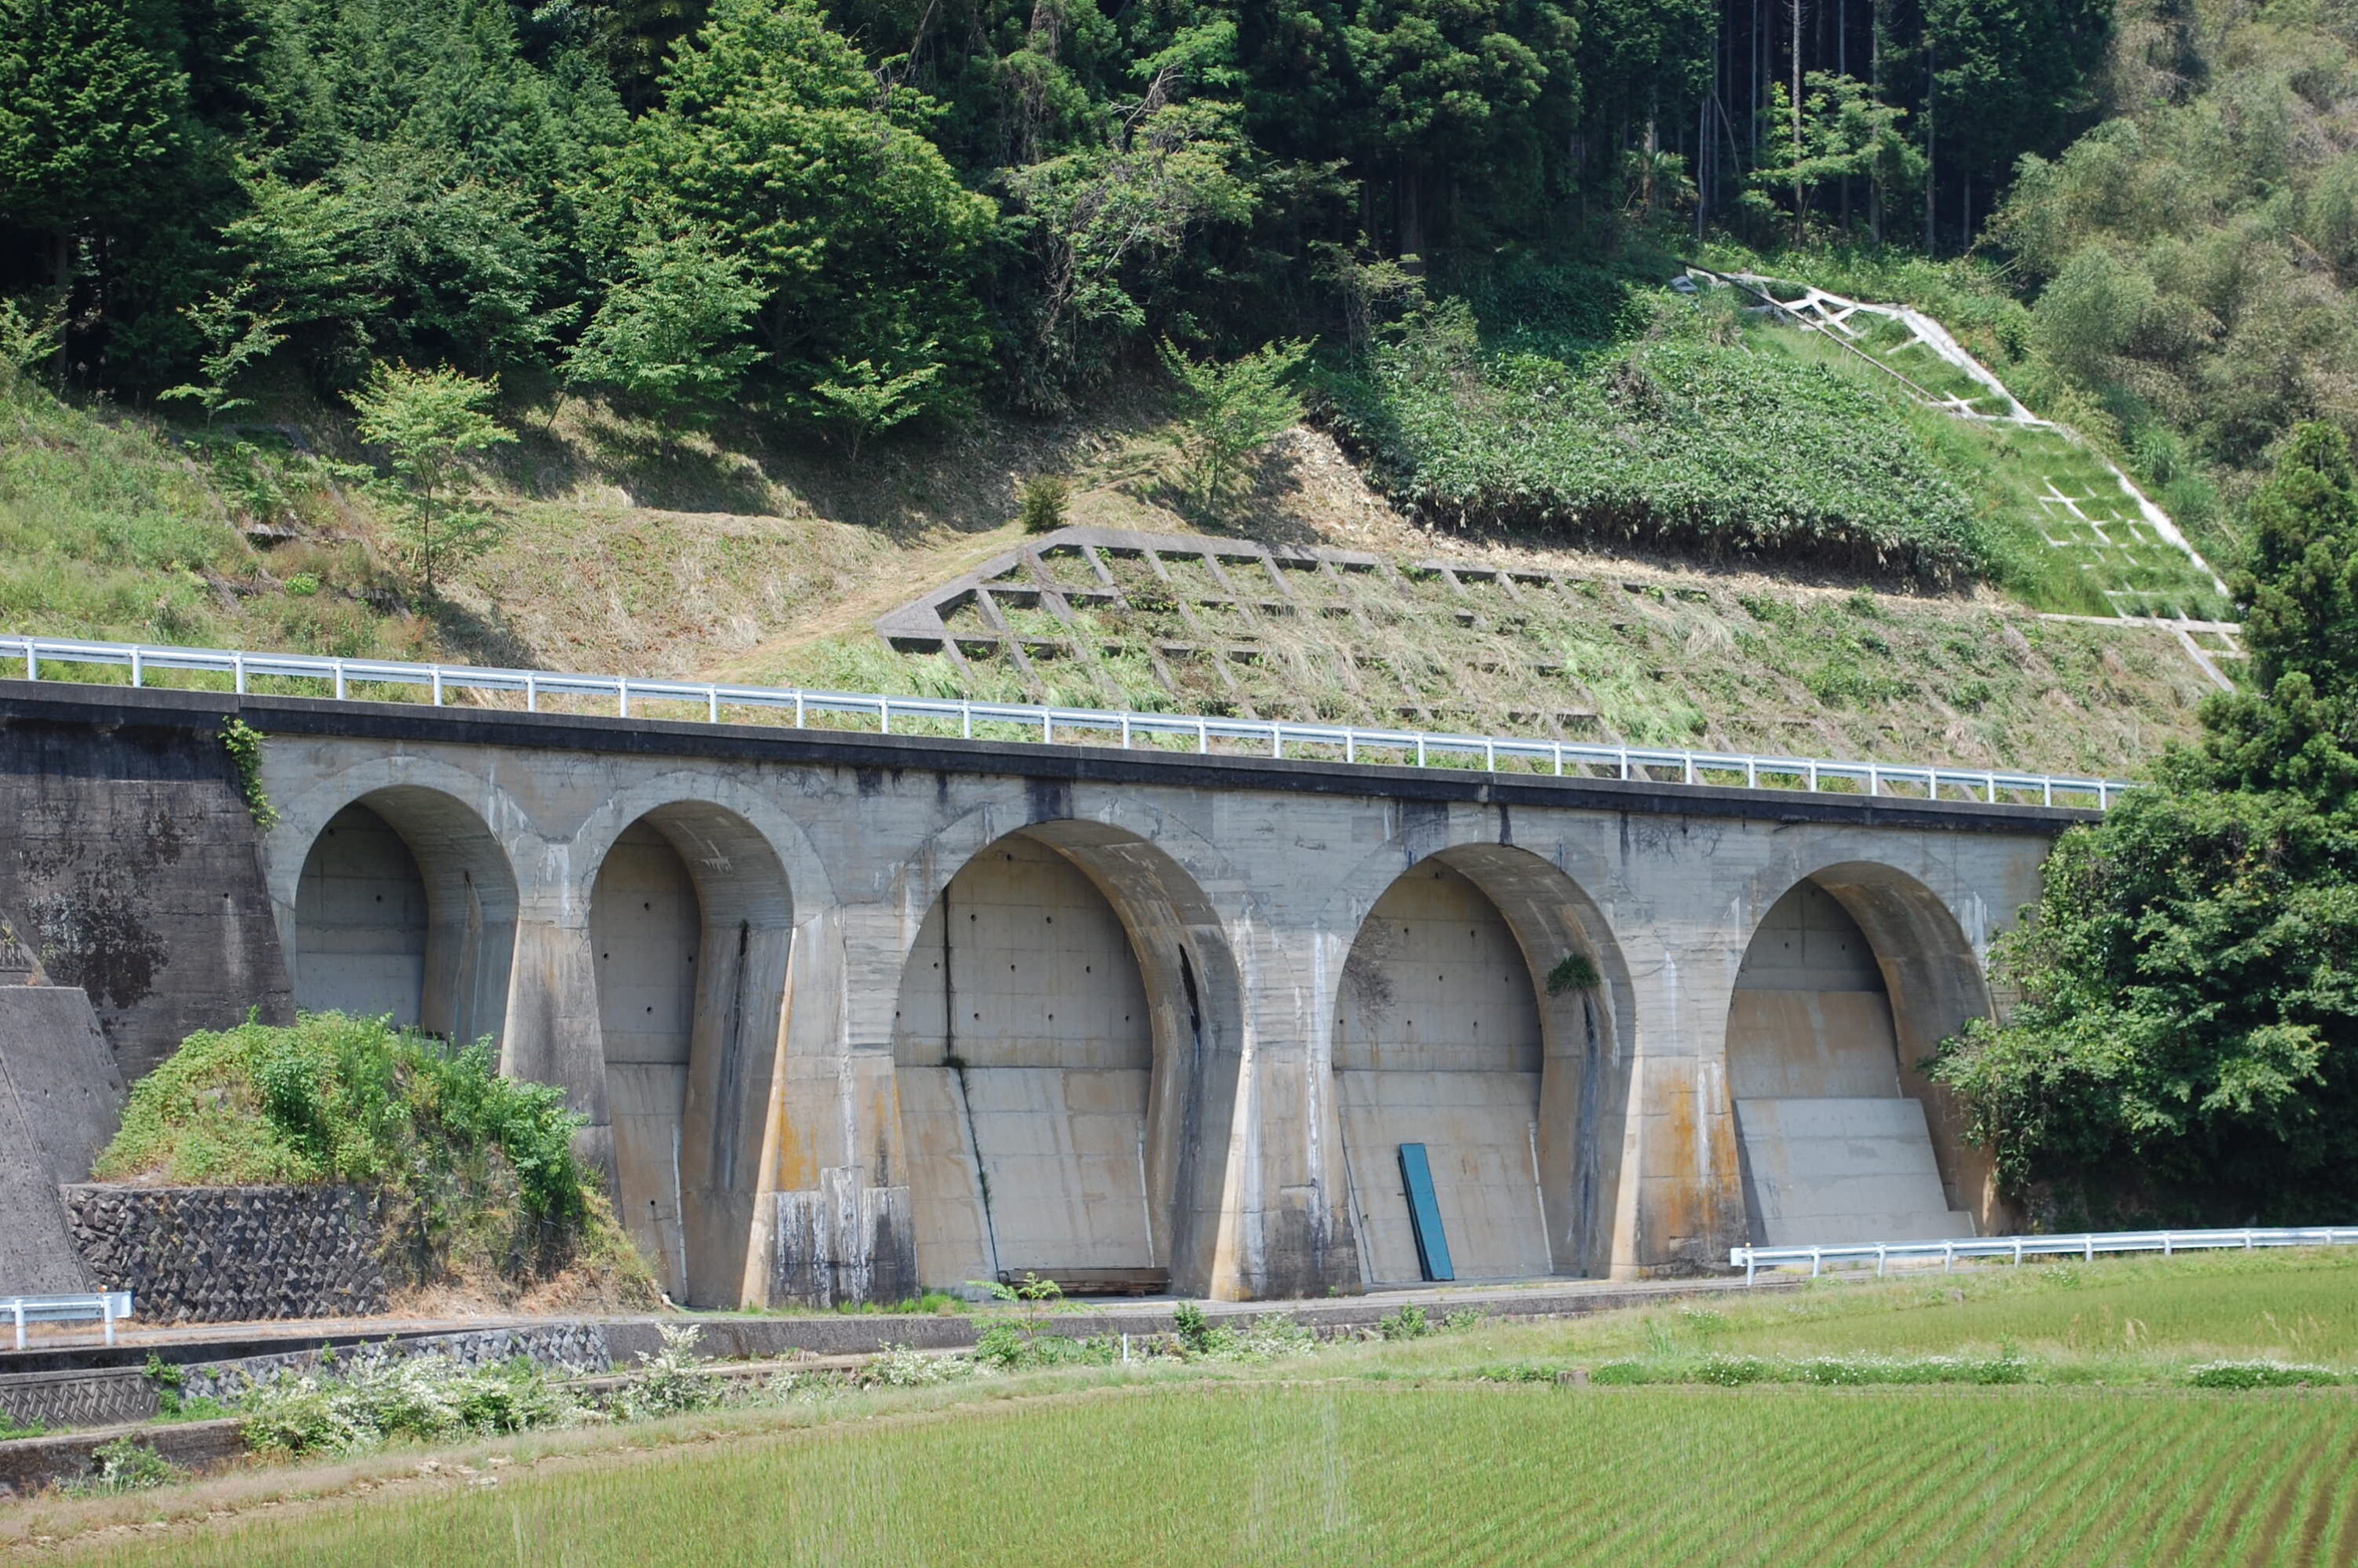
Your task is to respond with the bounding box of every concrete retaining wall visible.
[62,1185,388,1324]
[0,986,124,1291]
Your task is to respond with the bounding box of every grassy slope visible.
[29,1250,2358,1565]
[2,322,2227,778]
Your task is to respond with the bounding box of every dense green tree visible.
[1934,424,2358,1221]
[596,0,995,418]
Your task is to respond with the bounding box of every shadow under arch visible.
[889,818,1245,1299]
[589,799,795,1309]
[291,785,518,1049]
[1727,858,2000,1239]
[1331,842,1634,1283]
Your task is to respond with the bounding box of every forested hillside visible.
[2,0,2112,414]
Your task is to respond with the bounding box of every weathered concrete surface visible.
[0,986,123,1291]
[0,681,2070,1305]
[0,709,292,1081]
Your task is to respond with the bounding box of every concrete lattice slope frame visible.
[888,819,1247,1300]
[587,801,795,1309]
[284,784,519,1052]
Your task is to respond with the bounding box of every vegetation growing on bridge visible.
[96,1012,654,1305]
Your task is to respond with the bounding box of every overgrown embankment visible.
[94,1013,655,1309]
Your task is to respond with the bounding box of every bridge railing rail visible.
[2,634,2130,809]
[1732,1226,2358,1283]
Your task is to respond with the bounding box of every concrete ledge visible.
[0,1417,246,1499]
[0,681,2095,834]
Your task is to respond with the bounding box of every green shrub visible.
[1377,1305,1433,1342]
[610,1324,722,1419]
[71,1438,186,1494]
[96,1012,651,1298]
[241,1351,584,1456]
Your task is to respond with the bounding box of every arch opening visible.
[590,801,793,1308]
[291,788,516,1048]
[891,824,1240,1298]
[1332,846,1625,1285]
[1725,874,1981,1246]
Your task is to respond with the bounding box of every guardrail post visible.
[1875,1244,1888,1278]
[1485,739,1496,772]
[2244,1230,2253,1250]
[2099,781,2114,810]
[1617,747,1629,780]
[1274,727,1284,759]
[795,692,806,729]
[1197,718,1208,755]
[432,667,444,706]
[1744,1251,1757,1286]
[1416,736,1427,767]
[1868,766,1880,797]
[1942,1242,1954,1274]
[1121,716,1132,750]
[1347,733,1357,764]
[2162,1232,2172,1258]
[336,663,350,702]
[1042,712,1052,744]
[130,648,142,689]
[2012,1239,2023,1266]
[21,644,32,682]
[1683,754,1695,785]
[880,699,892,736]
[1985,771,1996,803]
[1806,761,1818,791]
[233,653,246,695]
[1553,743,1564,777]
[961,703,972,740]
[523,674,536,712]
[2084,1235,2093,1262]
[1746,758,1757,788]
[103,1296,116,1346]
[707,686,719,723]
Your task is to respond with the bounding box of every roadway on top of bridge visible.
[0,634,2118,827]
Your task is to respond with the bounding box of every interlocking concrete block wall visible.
[61,1185,388,1324]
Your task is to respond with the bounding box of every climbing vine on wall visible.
[219,718,277,830]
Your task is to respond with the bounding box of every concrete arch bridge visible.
[0,680,2074,1306]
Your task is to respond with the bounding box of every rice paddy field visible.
[17,1250,2358,1566]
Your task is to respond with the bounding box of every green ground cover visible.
[27,1251,2358,1566]
[62,1383,2358,1566]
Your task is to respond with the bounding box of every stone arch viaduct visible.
[1,681,2070,1307]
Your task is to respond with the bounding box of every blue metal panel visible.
[1398,1143,1454,1282]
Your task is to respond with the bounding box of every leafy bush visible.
[1377,1305,1433,1342]
[240,1351,585,1456]
[96,1012,652,1298]
[71,1438,186,1495]
[609,1324,722,1419]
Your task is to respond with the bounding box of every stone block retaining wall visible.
[61,1184,387,1323]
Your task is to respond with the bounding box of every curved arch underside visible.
[290,787,518,1048]
[1725,876,1980,1246]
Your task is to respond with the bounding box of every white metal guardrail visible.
[2,634,2132,809]
[1732,1227,2358,1284]
[4,1291,134,1350]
